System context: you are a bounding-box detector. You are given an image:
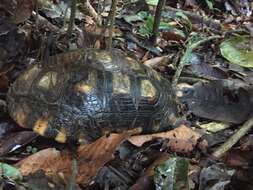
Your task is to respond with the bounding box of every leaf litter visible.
[0,0,253,189]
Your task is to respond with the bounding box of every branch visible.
[151,0,166,45]
[67,0,76,35]
[212,116,253,158]
[79,0,102,25]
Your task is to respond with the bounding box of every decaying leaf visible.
[16,133,128,186]
[199,164,235,190]
[128,125,201,153]
[130,153,170,190]
[177,80,253,124]
[0,131,37,156]
[76,133,129,185]
[12,0,35,24]
[143,56,169,68]
[220,36,253,68]
[154,157,189,190]
[187,63,228,79]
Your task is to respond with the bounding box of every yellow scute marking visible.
[113,73,130,94]
[75,83,92,93]
[38,71,58,89]
[126,57,142,71]
[141,80,156,98]
[74,71,96,94]
[55,128,67,143]
[95,52,112,63]
[33,118,49,136]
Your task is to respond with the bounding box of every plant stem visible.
[151,0,166,45]
[107,0,118,50]
[212,116,253,158]
[67,0,76,36]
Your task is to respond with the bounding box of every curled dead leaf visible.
[128,125,201,153]
[143,56,168,68]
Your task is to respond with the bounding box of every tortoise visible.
[7,48,179,143]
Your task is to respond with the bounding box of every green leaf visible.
[138,15,176,37]
[220,36,253,68]
[0,162,22,181]
[200,122,230,133]
[145,0,158,6]
[175,11,192,30]
[137,11,149,19]
[205,0,214,10]
[123,14,144,24]
[154,157,189,190]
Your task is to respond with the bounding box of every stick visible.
[107,0,118,50]
[79,0,102,25]
[212,116,253,158]
[151,0,166,45]
[67,0,76,35]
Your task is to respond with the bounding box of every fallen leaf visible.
[154,157,189,190]
[187,63,228,79]
[0,131,37,156]
[76,133,129,185]
[199,122,231,133]
[12,0,35,24]
[143,56,168,68]
[220,36,253,68]
[199,164,235,190]
[16,133,128,185]
[128,125,201,153]
[0,162,22,181]
[177,80,253,124]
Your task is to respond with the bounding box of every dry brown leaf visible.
[143,56,168,68]
[16,133,128,185]
[0,75,9,91]
[15,148,65,179]
[128,125,201,153]
[76,133,129,185]
[12,0,35,24]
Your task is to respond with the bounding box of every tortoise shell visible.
[7,49,178,143]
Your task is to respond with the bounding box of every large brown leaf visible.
[16,133,128,185]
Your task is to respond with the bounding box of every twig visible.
[79,0,102,25]
[67,0,76,35]
[151,0,166,45]
[107,0,118,50]
[212,116,253,158]
[172,35,221,88]
[66,159,78,190]
[35,0,39,30]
